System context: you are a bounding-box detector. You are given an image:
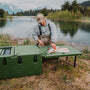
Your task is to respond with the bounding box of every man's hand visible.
[50,43,56,50]
[37,39,45,46]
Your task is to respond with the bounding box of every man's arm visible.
[50,22,57,43]
[37,39,44,46]
[49,22,57,48]
[32,26,44,46]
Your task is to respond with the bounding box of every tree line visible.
[14,8,56,16]
[47,0,90,21]
[61,0,90,17]
[15,0,90,17]
[0,8,8,18]
[0,0,90,19]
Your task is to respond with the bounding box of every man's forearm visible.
[37,39,45,46]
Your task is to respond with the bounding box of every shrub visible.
[47,10,82,21]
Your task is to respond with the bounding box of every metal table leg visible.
[66,56,68,61]
[74,56,77,67]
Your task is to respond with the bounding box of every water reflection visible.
[0,17,90,45]
[80,23,90,32]
[56,21,81,37]
[0,19,7,28]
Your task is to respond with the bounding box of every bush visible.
[47,10,82,21]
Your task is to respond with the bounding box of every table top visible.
[39,45,82,58]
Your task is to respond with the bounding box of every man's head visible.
[36,13,46,26]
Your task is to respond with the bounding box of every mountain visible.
[80,1,90,7]
[0,3,22,14]
[34,5,58,10]
[35,6,43,10]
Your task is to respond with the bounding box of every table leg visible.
[66,56,68,61]
[74,56,77,67]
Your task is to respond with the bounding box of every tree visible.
[16,12,23,16]
[0,9,4,18]
[70,0,78,12]
[40,8,49,16]
[62,1,70,11]
[13,12,15,16]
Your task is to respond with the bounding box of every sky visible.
[0,0,88,10]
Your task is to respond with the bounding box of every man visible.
[32,13,57,48]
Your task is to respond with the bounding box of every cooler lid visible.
[15,45,41,56]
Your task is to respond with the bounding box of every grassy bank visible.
[75,17,90,23]
[0,34,90,90]
[0,34,34,46]
[81,17,90,20]
[0,16,13,20]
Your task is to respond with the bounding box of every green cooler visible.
[0,45,42,80]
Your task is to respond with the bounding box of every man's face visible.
[40,18,46,26]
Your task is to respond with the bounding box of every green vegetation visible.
[61,0,90,17]
[0,34,11,46]
[14,8,55,16]
[0,34,34,46]
[0,9,4,18]
[81,17,90,20]
[0,8,8,18]
[47,0,90,21]
[78,48,90,60]
[47,10,82,21]
[78,53,90,60]
[23,37,35,45]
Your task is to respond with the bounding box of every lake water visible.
[0,16,90,45]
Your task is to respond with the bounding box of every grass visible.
[78,52,90,60]
[23,37,35,45]
[0,34,11,46]
[0,56,89,90]
[0,16,13,20]
[81,17,90,20]
[0,34,90,90]
[0,34,34,46]
[78,48,90,60]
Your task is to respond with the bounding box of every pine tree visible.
[0,9,5,18]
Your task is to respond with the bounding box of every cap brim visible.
[37,19,44,23]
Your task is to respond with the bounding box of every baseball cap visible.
[36,13,44,23]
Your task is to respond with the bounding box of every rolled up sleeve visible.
[50,22,57,43]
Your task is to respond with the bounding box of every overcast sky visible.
[0,0,88,10]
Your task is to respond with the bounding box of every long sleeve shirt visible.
[32,19,57,43]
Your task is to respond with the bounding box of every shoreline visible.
[52,19,90,23]
[75,19,90,23]
[0,34,90,51]
[0,16,90,23]
[0,18,7,20]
